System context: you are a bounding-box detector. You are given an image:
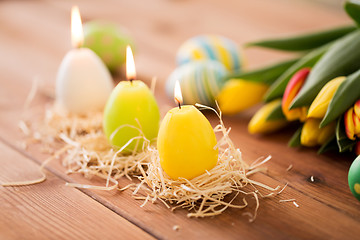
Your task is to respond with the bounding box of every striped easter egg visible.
[166,60,228,106]
[176,35,242,72]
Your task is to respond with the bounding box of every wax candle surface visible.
[157,105,218,180]
[56,48,114,114]
[103,80,160,152]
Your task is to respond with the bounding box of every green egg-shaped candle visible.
[348,155,360,201]
[103,80,160,152]
[83,21,135,72]
[103,46,160,152]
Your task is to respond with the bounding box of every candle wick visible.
[129,78,134,85]
[178,101,181,109]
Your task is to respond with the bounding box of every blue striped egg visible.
[176,35,242,72]
[166,60,228,106]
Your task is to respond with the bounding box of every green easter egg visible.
[348,155,360,201]
[83,21,135,72]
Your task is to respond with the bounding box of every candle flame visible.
[126,45,136,81]
[71,6,84,48]
[174,81,183,107]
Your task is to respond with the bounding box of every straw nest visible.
[131,104,284,221]
[9,101,287,221]
[9,77,286,221]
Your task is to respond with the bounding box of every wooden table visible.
[1,0,359,239]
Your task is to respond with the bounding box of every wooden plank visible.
[0,141,155,240]
[3,140,360,240]
[0,0,359,239]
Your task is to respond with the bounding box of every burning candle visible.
[56,6,113,114]
[103,46,160,152]
[157,81,218,180]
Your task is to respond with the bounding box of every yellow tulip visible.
[307,76,346,118]
[248,99,288,134]
[216,79,268,115]
[301,118,335,147]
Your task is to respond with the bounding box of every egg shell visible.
[56,48,114,114]
[176,35,243,71]
[166,60,228,106]
[348,155,360,201]
[83,21,135,72]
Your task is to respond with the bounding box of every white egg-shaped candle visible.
[55,6,113,114]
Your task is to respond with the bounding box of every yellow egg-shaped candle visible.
[157,105,218,180]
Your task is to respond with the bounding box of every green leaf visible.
[317,136,338,154]
[345,0,360,27]
[336,117,356,152]
[290,30,360,109]
[288,126,303,147]
[246,25,356,52]
[264,46,328,102]
[226,58,299,85]
[321,68,360,127]
[266,100,285,121]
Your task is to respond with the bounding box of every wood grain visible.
[0,0,359,239]
[0,141,155,240]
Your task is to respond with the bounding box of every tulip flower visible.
[217,79,269,115]
[301,118,335,147]
[282,68,310,121]
[355,100,360,120]
[344,100,360,140]
[307,76,346,118]
[344,100,360,155]
[248,99,288,134]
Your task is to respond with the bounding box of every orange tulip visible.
[355,100,360,120]
[345,107,356,140]
[344,100,360,141]
[282,68,310,121]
